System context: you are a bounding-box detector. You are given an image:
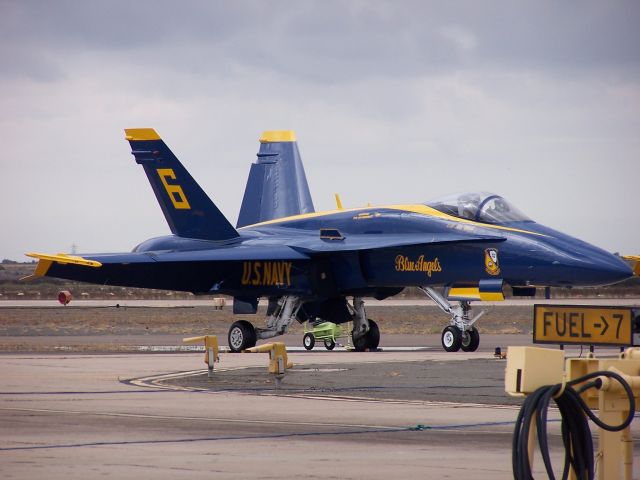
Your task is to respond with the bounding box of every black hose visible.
[512,370,635,480]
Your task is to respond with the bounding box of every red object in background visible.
[58,291,72,305]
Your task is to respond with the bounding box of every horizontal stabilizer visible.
[26,252,102,267]
[22,245,310,292]
[23,253,102,281]
[26,245,308,276]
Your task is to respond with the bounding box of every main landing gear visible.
[418,286,484,353]
[228,296,302,352]
[350,297,380,352]
[227,295,381,353]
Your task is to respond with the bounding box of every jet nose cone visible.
[568,252,634,286]
[597,258,634,284]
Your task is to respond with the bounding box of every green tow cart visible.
[302,321,347,351]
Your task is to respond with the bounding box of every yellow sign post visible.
[533,305,639,347]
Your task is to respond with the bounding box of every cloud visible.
[439,25,477,53]
[3,1,639,83]
[0,0,639,260]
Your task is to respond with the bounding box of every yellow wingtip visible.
[124,128,161,141]
[259,130,296,143]
[334,193,343,210]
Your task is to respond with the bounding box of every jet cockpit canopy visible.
[426,192,531,224]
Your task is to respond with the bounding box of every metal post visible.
[183,335,219,380]
[207,346,214,378]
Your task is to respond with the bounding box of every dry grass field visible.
[0,304,531,337]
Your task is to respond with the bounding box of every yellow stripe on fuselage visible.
[447,287,505,302]
[448,287,481,299]
[241,203,547,237]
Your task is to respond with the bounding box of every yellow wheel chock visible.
[183,335,220,378]
[244,342,293,375]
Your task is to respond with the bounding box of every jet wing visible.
[26,245,309,271]
[285,232,506,254]
[24,245,310,292]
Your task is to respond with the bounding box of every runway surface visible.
[0,332,535,353]
[2,344,639,479]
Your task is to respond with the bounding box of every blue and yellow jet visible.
[27,129,637,352]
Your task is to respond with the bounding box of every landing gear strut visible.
[227,296,302,353]
[418,286,484,353]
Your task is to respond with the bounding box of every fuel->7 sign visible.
[533,305,639,347]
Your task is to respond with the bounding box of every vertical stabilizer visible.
[125,128,239,241]
[237,130,315,228]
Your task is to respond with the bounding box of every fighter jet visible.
[26,129,636,352]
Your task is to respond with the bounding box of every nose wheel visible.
[441,326,462,352]
[461,327,480,352]
[420,286,484,353]
[440,325,480,352]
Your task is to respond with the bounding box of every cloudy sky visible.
[1,1,638,261]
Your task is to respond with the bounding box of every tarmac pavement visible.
[2,344,638,479]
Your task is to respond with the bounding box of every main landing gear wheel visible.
[324,339,336,351]
[441,326,462,352]
[461,327,480,352]
[228,320,257,353]
[303,333,315,351]
[353,319,380,352]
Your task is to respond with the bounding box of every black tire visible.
[303,332,315,350]
[228,320,257,353]
[324,338,336,351]
[461,327,480,352]
[366,319,380,350]
[441,325,462,352]
[352,319,380,352]
[353,333,367,352]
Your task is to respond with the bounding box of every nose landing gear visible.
[460,326,480,352]
[419,286,483,353]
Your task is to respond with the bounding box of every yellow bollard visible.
[183,335,220,378]
[244,342,293,375]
